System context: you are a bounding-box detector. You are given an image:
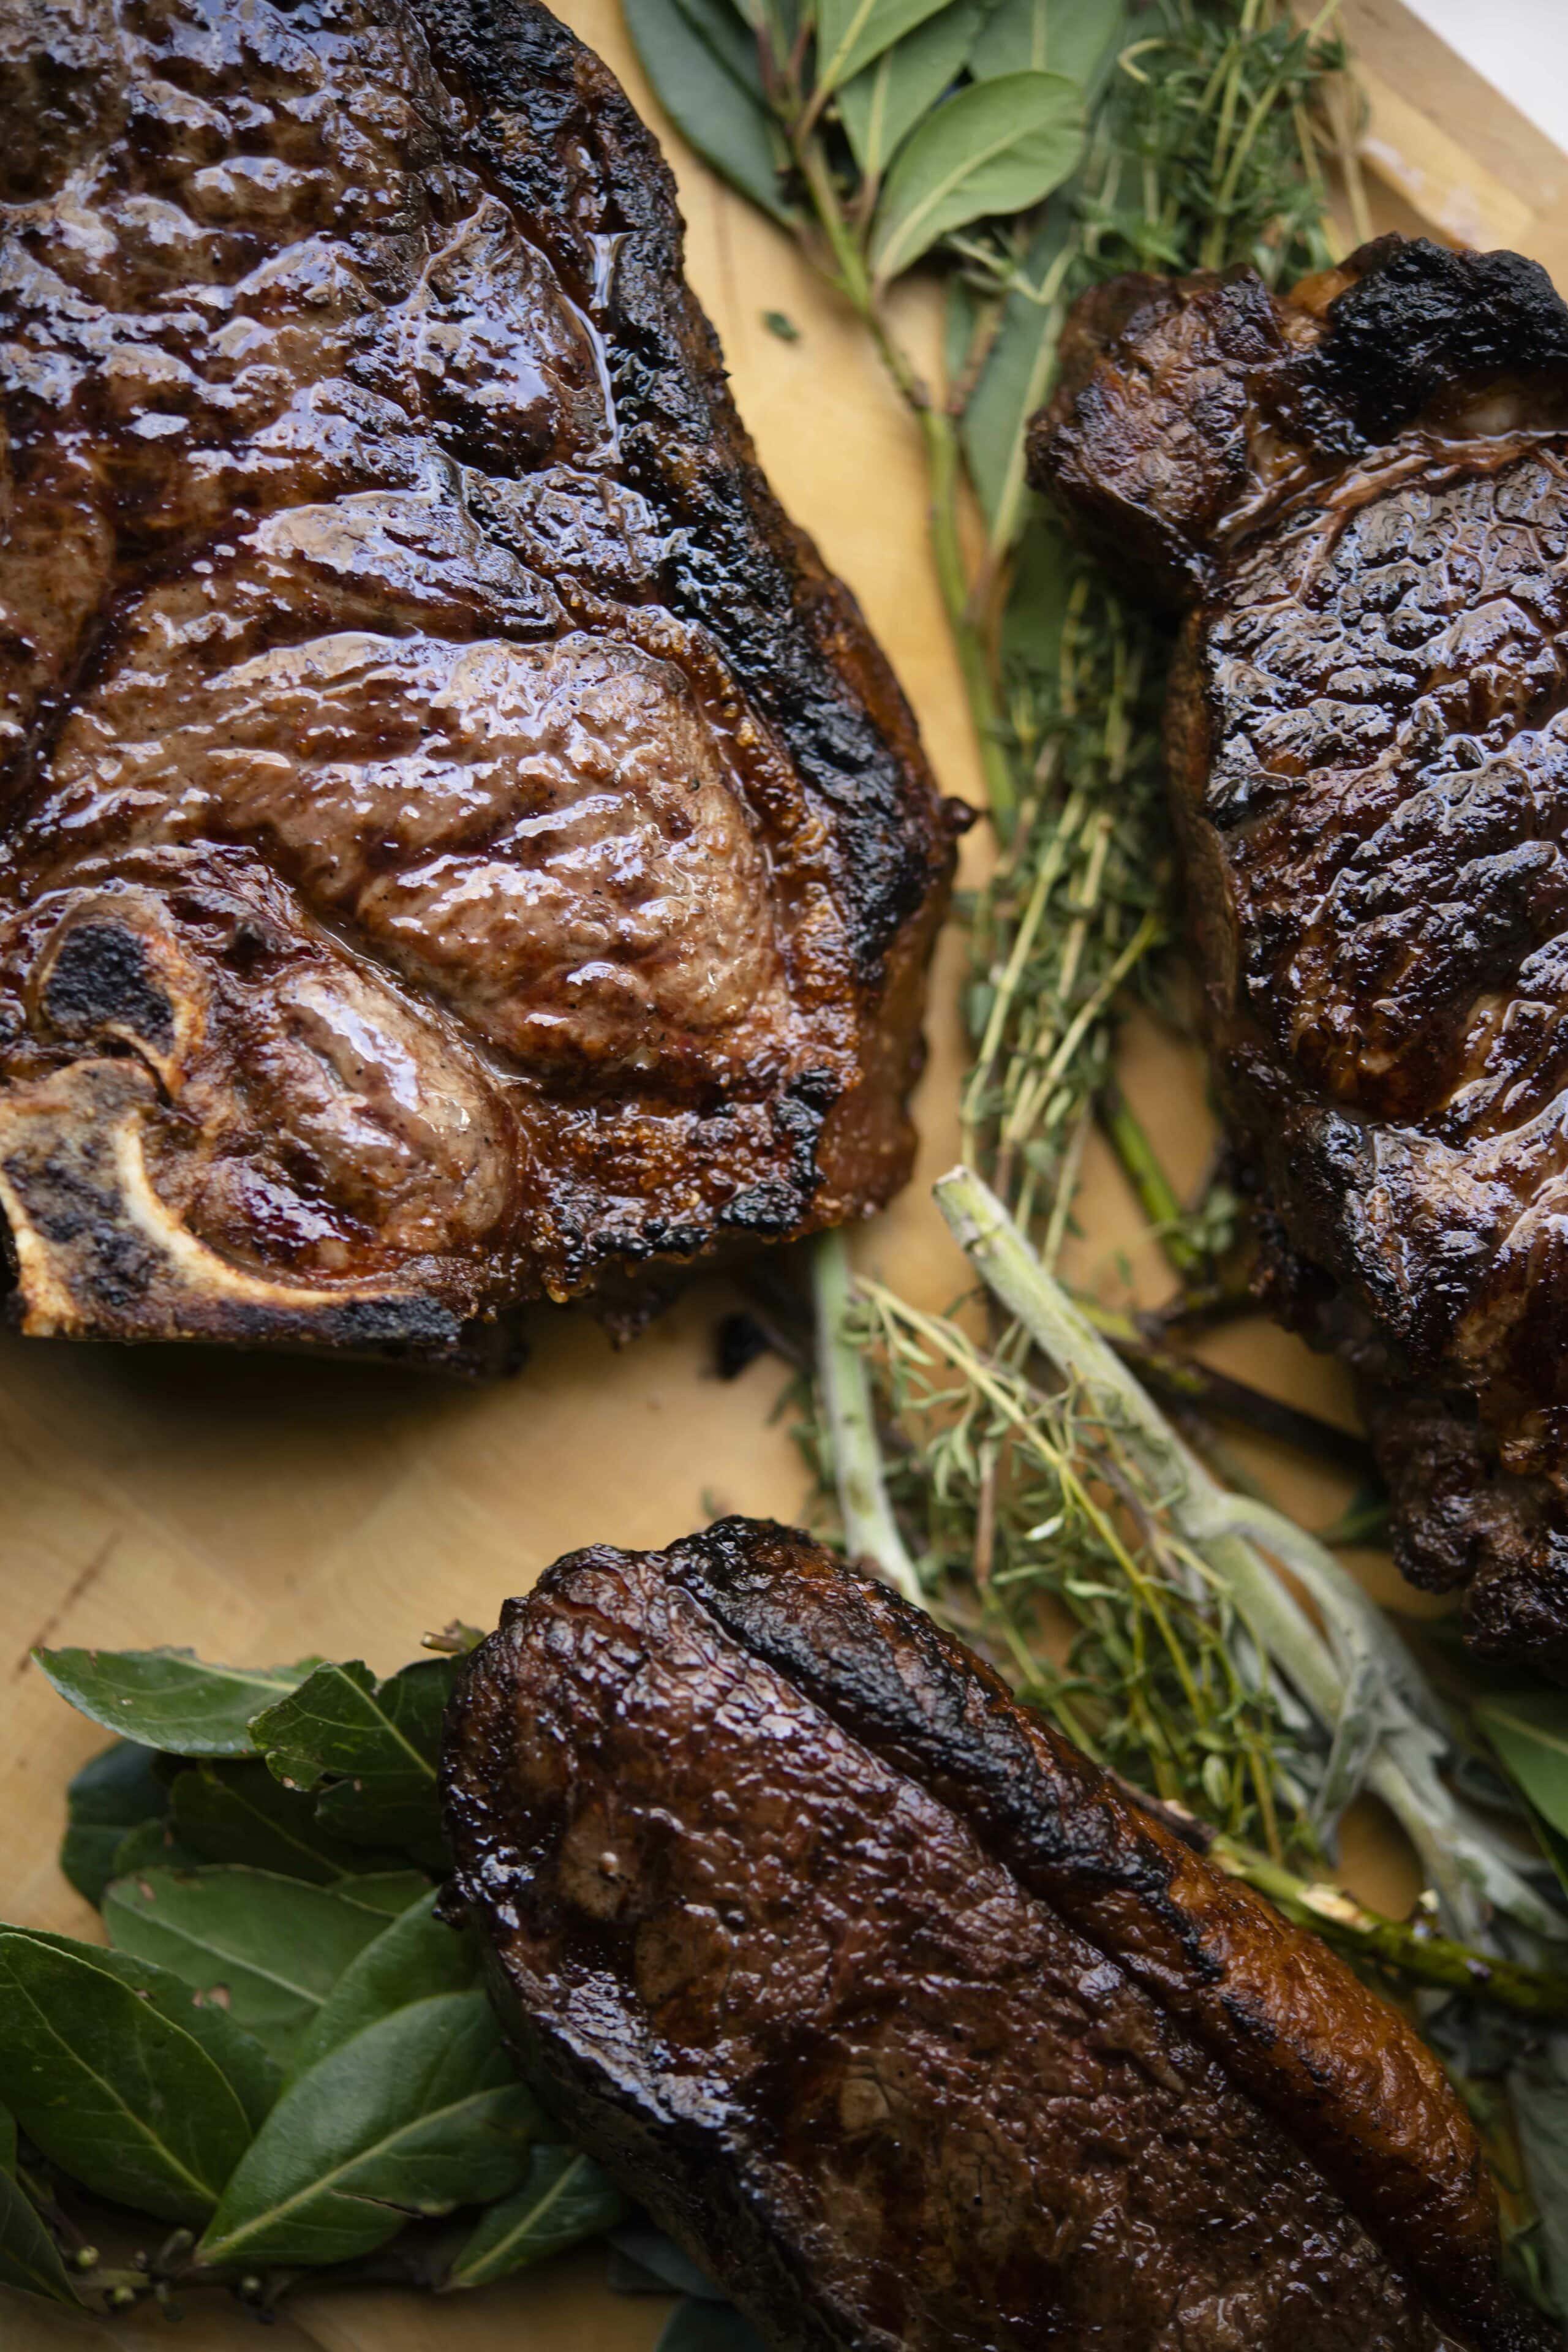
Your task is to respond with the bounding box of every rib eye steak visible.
[1031,236,1568,1673]
[443,1516,1551,2352]
[0,0,955,1364]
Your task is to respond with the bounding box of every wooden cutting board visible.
[4,4,1564,2345]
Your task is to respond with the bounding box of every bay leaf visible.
[447,2143,627,2289]
[198,1989,537,2271]
[284,1890,483,2082]
[814,0,951,100]
[869,70,1084,287]
[36,1647,315,1756]
[171,1760,400,1883]
[609,2222,725,2299]
[1476,1691,1568,1839]
[839,3,981,182]
[110,1819,205,1877]
[59,1740,170,1909]
[625,0,793,225]
[0,1931,252,2225]
[18,1928,281,2132]
[331,1869,433,1916]
[969,0,1123,89]
[102,1866,407,2065]
[0,2166,79,2305]
[656,2299,770,2352]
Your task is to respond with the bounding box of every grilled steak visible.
[443,1516,1551,2352]
[0,0,954,1364]
[1031,236,1568,1672]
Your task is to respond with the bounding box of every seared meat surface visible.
[443,1517,1551,2352]
[1032,237,1568,1672]
[0,0,953,1363]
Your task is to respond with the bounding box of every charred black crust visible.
[411,0,947,977]
[38,922,172,1047]
[1313,235,1568,437]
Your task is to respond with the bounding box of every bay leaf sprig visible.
[3,1643,625,2322]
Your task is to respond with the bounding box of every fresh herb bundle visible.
[0,1643,625,2320]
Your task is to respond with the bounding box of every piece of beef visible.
[443,1516,1553,2352]
[1030,236,1568,1673]
[0,0,956,1365]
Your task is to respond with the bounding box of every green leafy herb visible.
[251,1657,453,1865]
[1476,1692,1568,1842]
[839,2,979,176]
[198,1990,540,2270]
[102,1866,423,2065]
[36,1648,315,1756]
[447,2144,628,2288]
[870,72,1084,286]
[623,0,793,224]
[0,2164,80,2306]
[170,1758,402,1882]
[59,1738,172,1907]
[285,1890,478,2081]
[0,1931,254,2224]
[815,0,952,99]
[969,0,1123,88]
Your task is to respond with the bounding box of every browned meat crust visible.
[0,0,956,1365]
[442,1516,1552,2352]
[1030,236,1568,1673]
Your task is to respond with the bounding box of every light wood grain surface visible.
[3,1,1564,2342]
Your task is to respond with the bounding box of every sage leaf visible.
[1513,2032,1568,2319]
[285,1891,481,2082]
[0,1931,252,2225]
[0,2165,78,2305]
[60,1739,171,1908]
[198,1989,537,2270]
[36,1647,315,1756]
[814,0,949,99]
[18,1929,281,2132]
[625,0,793,225]
[656,2299,769,2352]
[102,1866,411,2065]
[1476,1691,1568,1840]
[959,204,1075,537]
[447,2143,627,2288]
[839,3,981,182]
[969,0,1123,90]
[170,1761,400,1883]
[252,1658,455,1865]
[869,71,1084,287]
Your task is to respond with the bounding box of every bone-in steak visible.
[443,1517,1552,2352]
[1031,236,1568,1673]
[0,0,955,1363]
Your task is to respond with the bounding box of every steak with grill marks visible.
[1030,235,1568,1673]
[0,0,956,1365]
[442,1516,1556,2352]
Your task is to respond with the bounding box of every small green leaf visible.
[969,0,1123,89]
[59,1740,171,1908]
[447,2143,627,2288]
[959,203,1075,535]
[655,2300,769,2352]
[839,2,981,181]
[171,1761,401,1883]
[814,0,950,99]
[1476,1692,1568,1841]
[869,70,1084,287]
[198,1990,538,2271]
[251,1658,454,1866]
[102,1867,411,2065]
[0,1931,252,2225]
[285,1891,482,2082]
[625,0,793,225]
[111,1819,206,1877]
[0,2166,79,2305]
[36,1648,316,1756]
[18,1928,281,2132]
